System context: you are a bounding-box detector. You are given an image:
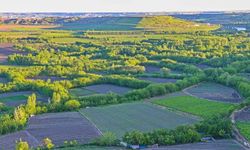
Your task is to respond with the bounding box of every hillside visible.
[136,16,220,32]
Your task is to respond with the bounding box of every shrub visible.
[94,132,118,146]
[16,140,29,150]
[64,100,81,110]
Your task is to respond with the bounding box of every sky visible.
[0,0,249,12]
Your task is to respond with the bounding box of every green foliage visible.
[123,126,200,145]
[196,115,232,138]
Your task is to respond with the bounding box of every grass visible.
[153,96,236,118]
[80,102,197,138]
[137,16,219,32]
[236,121,250,141]
[0,95,28,102]
[69,88,96,97]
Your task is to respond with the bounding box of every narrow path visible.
[230,106,250,149]
[79,111,103,136]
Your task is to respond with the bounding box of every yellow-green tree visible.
[25,93,36,116]
[43,138,54,149]
[16,139,29,150]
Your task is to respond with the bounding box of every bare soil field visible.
[196,64,212,70]
[84,84,133,95]
[0,131,40,150]
[27,76,67,82]
[0,43,27,63]
[138,77,178,83]
[184,82,242,103]
[27,112,101,146]
[145,139,245,150]
[0,91,48,107]
[144,65,161,73]
[235,107,250,122]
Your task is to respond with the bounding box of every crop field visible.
[80,102,197,138]
[58,17,142,31]
[27,112,101,146]
[0,131,40,150]
[138,77,178,83]
[0,91,48,107]
[184,82,242,103]
[0,14,249,150]
[147,139,245,150]
[69,88,97,97]
[154,96,236,118]
[84,84,133,95]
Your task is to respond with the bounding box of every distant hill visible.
[136,16,220,32]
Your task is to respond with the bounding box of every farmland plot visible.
[138,77,178,83]
[57,17,142,31]
[84,84,133,95]
[0,91,48,107]
[184,82,242,103]
[154,96,235,118]
[144,65,161,73]
[27,112,101,146]
[80,102,197,138]
[69,88,97,97]
[235,107,250,122]
[145,139,245,150]
[0,131,40,150]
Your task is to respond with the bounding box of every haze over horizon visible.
[0,0,250,13]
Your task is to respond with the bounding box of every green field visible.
[80,102,197,138]
[153,96,236,118]
[69,88,97,97]
[0,95,28,102]
[236,122,250,141]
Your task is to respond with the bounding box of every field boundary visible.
[24,130,40,146]
[79,111,103,136]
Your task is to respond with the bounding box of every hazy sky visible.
[0,0,249,12]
